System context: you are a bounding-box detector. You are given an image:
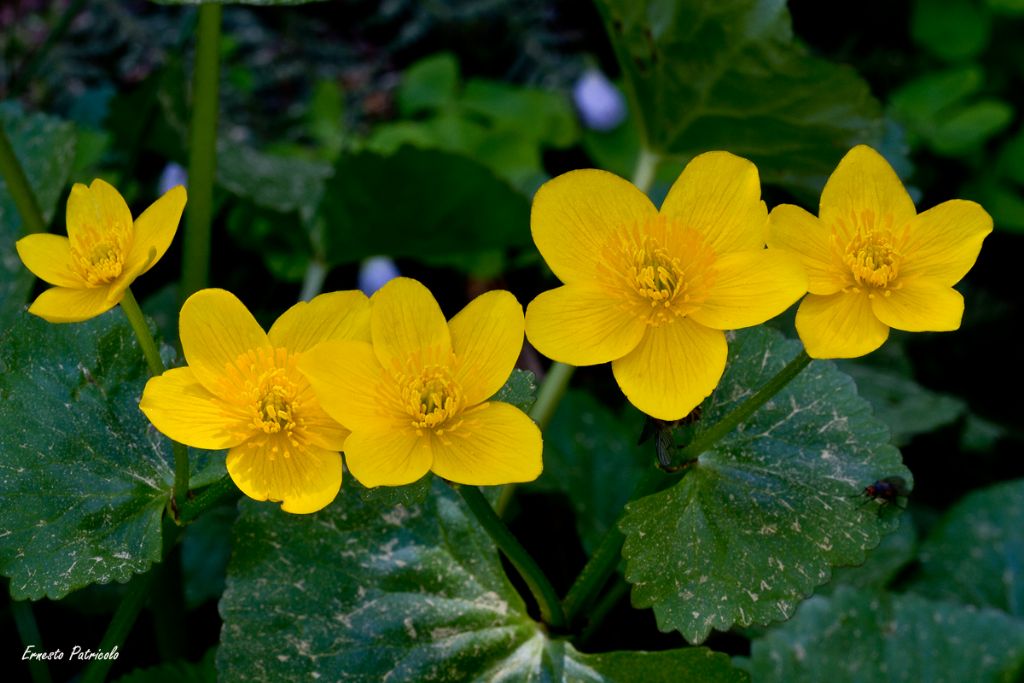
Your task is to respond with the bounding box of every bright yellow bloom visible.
[768,145,992,359]
[524,152,807,421]
[140,289,371,514]
[298,277,542,488]
[16,178,186,323]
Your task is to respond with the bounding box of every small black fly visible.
[861,476,910,509]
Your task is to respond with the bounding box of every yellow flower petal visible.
[15,234,83,287]
[901,199,993,286]
[298,340,399,432]
[180,289,269,395]
[819,145,916,233]
[659,151,768,254]
[123,185,186,276]
[767,204,844,295]
[448,290,524,406]
[795,291,890,359]
[689,250,807,330]
[139,367,250,449]
[226,438,342,514]
[343,427,433,488]
[430,402,542,485]
[531,169,657,284]
[371,277,452,375]
[27,285,119,323]
[525,284,647,365]
[66,179,133,249]
[611,319,727,420]
[268,290,372,354]
[870,280,964,332]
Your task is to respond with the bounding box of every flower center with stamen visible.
[224,348,307,450]
[600,217,717,326]
[838,228,903,290]
[403,365,462,432]
[71,223,132,286]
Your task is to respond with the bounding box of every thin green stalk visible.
[119,288,190,513]
[150,547,185,661]
[119,288,164,376]
[11,599,52,683]
[529,361,574,431]
[180,4,222,302]
[458,485,566,629]
[562,350,813,625]
[494,361,576,516]
[81,519,183,683]
[180,475,239,524]
[578,578,628,647]
[562,469,662,625]
[0,124,46,234]
[632,146,660,195]
[299,258,328,302]
[672,350,812,467]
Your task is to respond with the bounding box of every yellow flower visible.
[298,277,542,488]
[140,288,371,514]
[767,145,992,358]
[524,152,807,421]
[15,178,186,323]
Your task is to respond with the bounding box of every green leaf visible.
[492,369,538,414]
[839,362,966,445]
[461,79,579,148]
[0,104,77,330]
[218,480,747,681]
[216,143,332,220]
[0,311,174,600]
[595,0,886,193]
[911,0,992,62]
[619,327,910,643]
[151,0,326,4]
[528,391,649,552]
[320,147,531,268]
[910,479,1024,616]
[823,516,917,593]
[745,587,1024,683]
[889,67,1014,156]
[356,476,433,509]
[398,53,460,117]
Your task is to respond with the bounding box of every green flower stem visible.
[119,288,164,376]
[561,349,813,626]
[578,577,629,647]
[562,468,663,625]
[632,146,660,195]
[530,361,575,431]
[119,288,190,514]
[180,3,222,302]
[11,599,52,683]
[458,485,567,630]
[494,361,576,516]
[180,475,239,524]
[673,349,812,466]
[81,518,183,683]
[0,123,46,235]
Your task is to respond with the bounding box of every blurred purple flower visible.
[358,256,400,296]
[157,162,188,196]
[573,69,627,132]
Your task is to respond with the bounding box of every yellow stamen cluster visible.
[402,365,463,435]
[70,223,132,285]
[222,347,310,458]
[602,218,717,326]
[831,210,907,296]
